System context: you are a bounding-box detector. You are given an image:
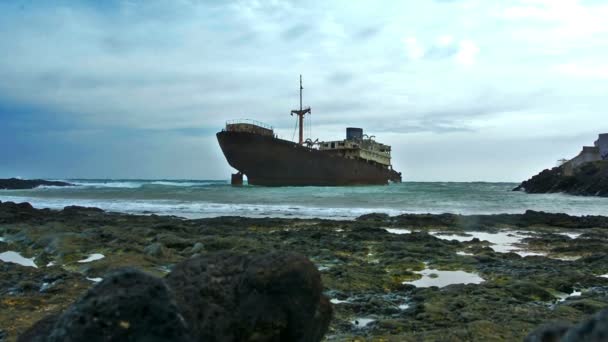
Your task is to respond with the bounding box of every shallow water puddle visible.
[432,231,546,257]
[351,318,375,328]
[330,298,348,304]
[556,289,582,302]
[404,268,484,288]
[385,228,411,235]
[551,255,582,261]
[78,253,105,263]
[558,232,583,239]
[0,251,38,268]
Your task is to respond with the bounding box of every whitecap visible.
[70,181,143,189]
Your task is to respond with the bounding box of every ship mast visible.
[291,75,311,145]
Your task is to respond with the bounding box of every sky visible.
[1,0,607,181]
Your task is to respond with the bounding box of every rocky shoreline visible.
[514,161,608,197]
[0,179,72,190]
[2,201,608,340]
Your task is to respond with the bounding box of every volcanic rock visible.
[526,308,608,342]
[165,252,332,342]
[0,178,72,190]
[514,161,608,197]
[45,268,191,342]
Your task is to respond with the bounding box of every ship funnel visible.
[346,127,363,140]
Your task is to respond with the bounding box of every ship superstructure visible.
[216,76,402,186]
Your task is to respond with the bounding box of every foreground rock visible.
[19,254,331,342]
[0,178,72,190]
[526,308,608,341]
[166,252,332,341]
[514,161,608,196]
[20,269,191,342]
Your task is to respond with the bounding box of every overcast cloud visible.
[1,0,607,181]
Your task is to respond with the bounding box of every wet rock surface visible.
[0,179,72,190]
[514,161,608,197]
[166,252,331,341]
[2,201,608,341]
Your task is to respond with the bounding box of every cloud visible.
[554,63,608,78]
[0,0,607,180]
[403,37,425,60]
[455,40,480,65]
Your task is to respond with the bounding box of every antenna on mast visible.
[290,74,311,145]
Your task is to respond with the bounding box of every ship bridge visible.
[319,128,392,167]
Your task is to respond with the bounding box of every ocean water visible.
[2,180,608,219]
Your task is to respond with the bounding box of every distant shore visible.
[2,200,608,340]
[0,178,72,190]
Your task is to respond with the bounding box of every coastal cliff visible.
[514,161,608,196]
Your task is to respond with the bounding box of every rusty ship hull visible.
[217,130,402,186]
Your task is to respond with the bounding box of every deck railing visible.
[226,119,273,131]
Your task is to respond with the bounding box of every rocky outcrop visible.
[514,161,608,197]
[19,253,331,342]
[0,178,72,190]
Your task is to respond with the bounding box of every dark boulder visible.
[356,213,390,222]
[61,206,104,215]
[0,201,40,223]
[0,178,72,190]
[165,252,332,342]
[562,308,608,341]
[46,268,191,342]
[525,322,571,342]
[526,308,608,342]
[17,314,60,342]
